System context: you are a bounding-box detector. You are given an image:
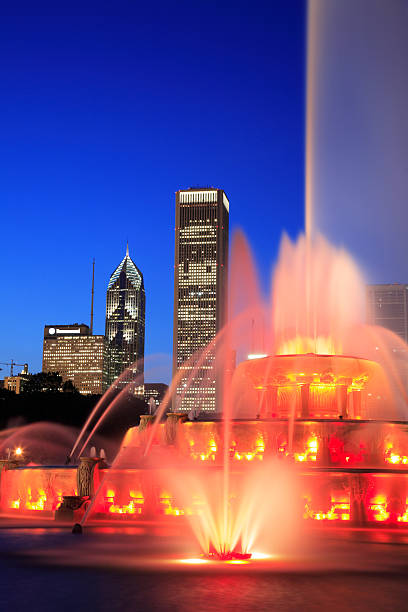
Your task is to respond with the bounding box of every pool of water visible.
[1,523,408,611]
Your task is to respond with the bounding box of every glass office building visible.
[173,188,229,413]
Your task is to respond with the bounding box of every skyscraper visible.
[105,245,145,387]
[366,283,408,391]
[366,284,408,342]
[173,187,229,413]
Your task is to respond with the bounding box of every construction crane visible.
[0,360,28,377]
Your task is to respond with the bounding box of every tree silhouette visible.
[23,372,62,394]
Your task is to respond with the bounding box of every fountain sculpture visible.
[1,1,408,562]
[1,232,408,561]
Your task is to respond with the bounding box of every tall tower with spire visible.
[105,244,145,387]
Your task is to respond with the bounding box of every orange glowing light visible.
[385,446,408,465]
[295,436,318,463]
[370,496,389,522]
[225,560,250,565]
[190,437,218,462]
[228,436,266,463]
[106,489,144,515]
[25,488,47,511]
[209,440,217,452]
[255,438,265,454]
[398,503,408,523]
[109,501,139,515]
[251,552,272,560]
[160,492,185,516]
[14,447,23,457]
[304,497,350,522]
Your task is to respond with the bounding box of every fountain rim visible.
[179,417,408,425]
[241,352,380,369]
[236,352,387,389]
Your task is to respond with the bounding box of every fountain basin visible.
[2,346,408,533]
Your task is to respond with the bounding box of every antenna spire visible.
[90,258,95,335]
[126,241,129,256]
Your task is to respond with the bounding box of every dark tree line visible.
[0,372,148,439]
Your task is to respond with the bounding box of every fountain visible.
[1,1,408,566]
[1,232,408,562]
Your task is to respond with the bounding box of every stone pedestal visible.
[77,457,101,497]
[165,412,188,445]
[139,414,156,432]
[54,456,102,521]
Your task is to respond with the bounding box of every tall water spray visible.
[305,0,408,281]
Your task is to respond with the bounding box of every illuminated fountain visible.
[2,232,408,564]
[1,1,408,564]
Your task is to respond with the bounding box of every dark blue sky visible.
[1,2,305,379]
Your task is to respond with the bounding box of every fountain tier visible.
[235,353,388,419]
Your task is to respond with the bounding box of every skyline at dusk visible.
[3,1,408,381]
[1,4,305,377]
[3,4,408,609]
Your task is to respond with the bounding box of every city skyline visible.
[2,3,408,382]
[2,5,408,609]
[0,5,305,381]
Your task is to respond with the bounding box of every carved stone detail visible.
[350,474,371,525]
[139,414,156,432]
[77,457,100,497]
[165,412,188,445]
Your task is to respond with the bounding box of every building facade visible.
[367,283,408,391]
[3,366,30,394]
[366,284,408,342]
[173,187,229,413]
[144,382,169,408]
[42,324,108,394]
[105,245,145,387]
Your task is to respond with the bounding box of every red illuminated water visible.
[2,1,408,569]
[2,228,408,562]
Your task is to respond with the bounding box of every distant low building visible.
[42,324,108,395]
[3,364,29,394]
[4,376,23,394]
[144,383,169,407]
